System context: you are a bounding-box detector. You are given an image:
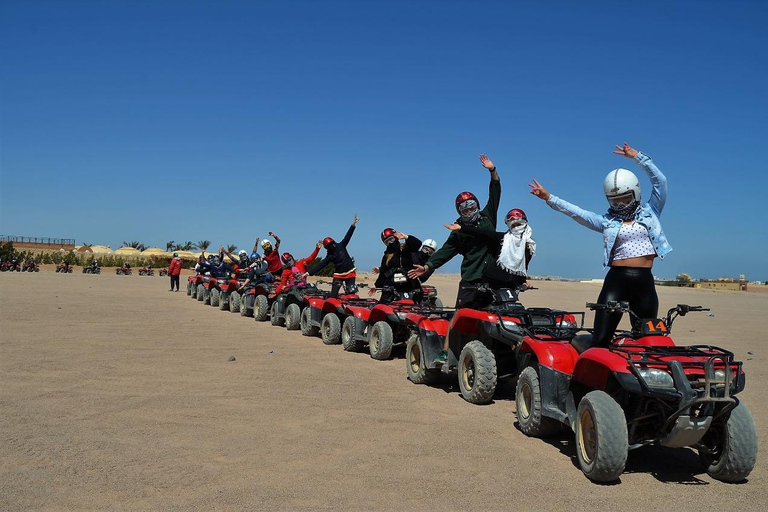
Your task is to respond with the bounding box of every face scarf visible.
[458,199,481,224]
[497,221,536,276]
[608,200,641,221]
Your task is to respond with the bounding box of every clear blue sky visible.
[2,1,766,280]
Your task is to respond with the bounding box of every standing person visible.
[306,214,360,298]
[529,142,671,347]
[443,208,536,289]
[408,154,502,308]
[370,229,422,303]
[168,252,182,292]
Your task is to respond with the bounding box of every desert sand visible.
[1,270,766,511]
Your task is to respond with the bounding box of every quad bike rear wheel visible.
[241,294,253,317]
[300,307,318,336]
[369,321,394,360]
[285,303,301,330]
[197,285,205,301]
[321,313,341,345]
[254,295,269,321]
[458,341,497,404]
[186,281,192,295]
[190,283,197,298]
[270,301,285,326]
[406,333,439,384]
[230,291,240,313]
[219,291,228,310]
[431,297,444,311]
[516,366,561,437]
[575,390,628,483]
[698,400,758,482]
[342,316,363,352]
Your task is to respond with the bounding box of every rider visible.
[199,250,235,278]
[306,214,360,298]
[222,247,251,271]
[270,241,322,298]
[370,229,423,303]
[257,232,282,278]
[408,154,501,308]
[529,142,671,347]
[443,208,536,288]
[237,253,274,292]
[412,239,437,282]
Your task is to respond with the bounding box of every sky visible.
[1,0,767,280]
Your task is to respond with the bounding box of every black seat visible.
[571,333,596,354]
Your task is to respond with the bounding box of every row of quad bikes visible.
[185,272,757,483]
[114,266,169,276]
[1,261,39,272]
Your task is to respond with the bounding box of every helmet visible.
[381,228,397,245]
[250,252,260,261]
[212,256,221,265]
[322,237,335,248]
[238,250,247,257]
[455,191,480,222]
[421,239,437,254]
[603,168,640,206]
[261,240,272,252]
[207,254,215,262]
[173,252,179,258]
[281,252,295,266]
[505,208,528,228]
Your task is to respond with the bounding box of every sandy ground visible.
[1,270,766,511]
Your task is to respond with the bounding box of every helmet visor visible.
[607,192,635,206]
[422,246,435,256]
[383,235,397,245]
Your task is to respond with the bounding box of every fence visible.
[1,235,76,245]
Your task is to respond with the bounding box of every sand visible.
[1,270,766,511]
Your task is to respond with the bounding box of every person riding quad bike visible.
[370,229,424,303]
[412,239,437,282]
[256,232,282,278]
[306,214,360,298]
[198,251,235,278]
[270,241,322,298]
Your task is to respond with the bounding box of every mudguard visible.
[417,317,450,370]
[518,339,580,375]
[344,304,372,322]
[571,348,632,391]
[448,308,500,336]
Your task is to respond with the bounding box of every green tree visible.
[195,240,211,251]
[123,240,147,251]
[166,240,175,252]
[227,244,238,253]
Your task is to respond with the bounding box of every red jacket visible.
[169,257,182,276]
[272,246,320,295]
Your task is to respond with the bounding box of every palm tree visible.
[182,241,194,251]
[195,240,211,252]
[123,240,146,251]
[166,240,175,252]
[227,244,238,253]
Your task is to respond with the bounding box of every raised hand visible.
[613,142,638,159]
[479,154,496,171]
[395,232,407,240]
[444,223,461,231]
[353,214,360,225]
[268,231,275,237]
[408,264,426,280]
[372,266,380,274]
[529,179,550,201]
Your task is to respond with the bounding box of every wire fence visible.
[0,235,76,245]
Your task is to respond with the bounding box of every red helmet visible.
[381,228,397,245]
[455,191,479,214]
[281,252,294,265]
[322,237,335,248]
[505,208,527,224]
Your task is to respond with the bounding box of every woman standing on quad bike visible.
[306,214,360,298]
[444,207,536,289]
[270,241,322,298]
[529,142,672,347]
[370,229,423,303]
[408,154,501,308]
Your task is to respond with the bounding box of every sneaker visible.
[433,350,448,366]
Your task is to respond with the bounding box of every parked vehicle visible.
[300,280,369,344]
[115,265,132,275]
[56,262,74,273]
[22,262,40,272]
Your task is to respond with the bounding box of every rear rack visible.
[485,307,586,341]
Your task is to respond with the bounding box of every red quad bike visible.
[269,282,329,330]
[56,263,74,273]
[404,285,579,404]
[421,284,444,310]
[200,274,231,307]
[115,266,132,275]
[516,301,757,484]
[22,262,40,272]
[82,265,101,274]
[138,266,155,276]
[215,275,246,313]
[343,285,426,360]
[300,280,370,344]
[188,274,205,299]
[159,267,169,277]
[240,281,276,320]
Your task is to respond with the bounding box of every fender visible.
[448,308,499,336]
[518,339,580,375]
[368,304,395,324]
[571,348,632,391]
[322,298,342,315]
[344,304,372,322]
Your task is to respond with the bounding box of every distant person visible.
[529,142,671,347]
[306,214,360,298]
[168,253,182,291]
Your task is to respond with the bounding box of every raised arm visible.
[530,179,605,232]
[339,215,359,248]
[614,142,667,216]
[479,154,501,228]
[444,223,504,244]
[269,232,281,250]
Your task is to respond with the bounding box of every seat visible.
[571,333,596,355]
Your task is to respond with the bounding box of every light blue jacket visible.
[545,152,672,268]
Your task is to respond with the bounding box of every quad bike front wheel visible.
[698,400,758,482]
[575,390,628,483]
[254,295,269,322]
[270,301,285,326]
[516,366,561,437]
[285,303,301,330]
[406,333,439,384]
[197,285,205,301]
[186,281,192,295]
[218,290,228,310]
[321,313,341,345]
[369,321,393,360]
[241,294,253,317]
[458,341,497,404]
[300,307,318,336]
[230,291,240,313]
[342,316,363,352]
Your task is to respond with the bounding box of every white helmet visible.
[603,168,640,206]
[421,239,438,253]
[238,250,247,257]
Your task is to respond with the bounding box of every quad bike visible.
[138,266,155,276]
[199,275,228,306]
[269,282,329,330]
[22,262,40,272]
[159,267,169,277]
[421,284,444,310]
[56,263,74,273]
[115,266,132,275]
[215,276,246,313]
[516,301,757,484]
[300,280,370,344]
[343,285,427,359]
[82,265,101,274]
[238,281,275,319]
[188,274,206,298]
[405,285,579,404]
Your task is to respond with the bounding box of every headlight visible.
[637,368,675,388]
[501,320,521,333]
[558,319,576,328]
[396,312,407,320]
[712,369,726,381]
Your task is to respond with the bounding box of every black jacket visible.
[375,235,422,289]
[309,224,356,276]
